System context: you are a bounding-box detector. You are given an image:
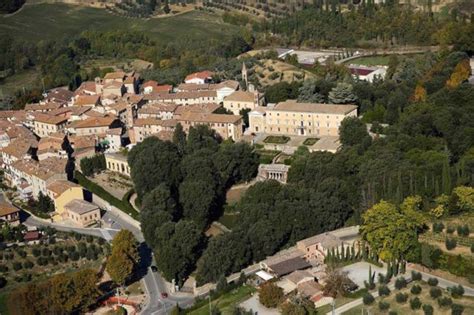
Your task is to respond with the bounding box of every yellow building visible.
[46,180,84,221]
[63,199,101,227]
[177,112,243,141]
[105,152,130,177]
[248,100,358,137]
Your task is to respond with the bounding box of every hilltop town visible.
[0,0,474,314]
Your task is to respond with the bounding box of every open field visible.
[0,69,40,97]
[0,4,238,42]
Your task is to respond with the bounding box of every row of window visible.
[269,112,342,119]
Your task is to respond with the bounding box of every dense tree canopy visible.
[360,197,425,262]
[128,125,259,282]
[263,5,473,50]
[8,269,99,314]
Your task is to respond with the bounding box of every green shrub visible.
[451,303,464,315]
[411,270,422,281]
[378,273,388,284]
[395,292,408,303]
[446,226,455,234]
[433,222,444,233]
[379,285,390,296]
[32,248,41,257]
[422,304,433,315]
[471,243,474,253]
[456,225,470,236]
[12,261,22,271]
[448,285,464,298]
[42,248,51,256]
[388,311,397,315]
[410,297,422,310]
[395,277,407,290]
[430,287,442,299]
[0,265,8,272]
[363,293,375,305]
[23,260,34,269]
[438,296,453,307]
[445,238,457,250]
[428,277,439,286]
[70,251,80,261]
[411,284,422,295]
[36,256,48,266]
[378,301,390,311]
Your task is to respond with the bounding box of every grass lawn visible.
[0,4,238,43]
[342,281,474,315]
[345,55,393,66]
[256,149,280,164]
[188,285,256,315]
[263,136,290,144]
[218,213,241,230]
[126,281,144,295]
[303,137,319,146]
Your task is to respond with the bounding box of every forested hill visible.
[258,4,473,50]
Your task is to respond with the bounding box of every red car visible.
[161,292,168,298]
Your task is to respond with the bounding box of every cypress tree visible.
[442,158,452,194]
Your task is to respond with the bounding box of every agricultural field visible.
[0,69,40,100]
[343,280,474,315]
[0,3,238,43]
[0,229,109,302]
[253,59,316,87]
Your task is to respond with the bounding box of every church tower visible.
[241,62,248,90]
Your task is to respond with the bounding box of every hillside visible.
[0,3,238,42]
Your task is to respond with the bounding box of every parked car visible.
[161,292,168,298]
[151,266,158,272]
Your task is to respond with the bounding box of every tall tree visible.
[173,123,187,155]
[360,198,425,262]
[328,83,357,104]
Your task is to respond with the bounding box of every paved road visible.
[97,207,195,315]
[16,198,194,315]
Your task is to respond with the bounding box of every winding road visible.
[6,190,194,315]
